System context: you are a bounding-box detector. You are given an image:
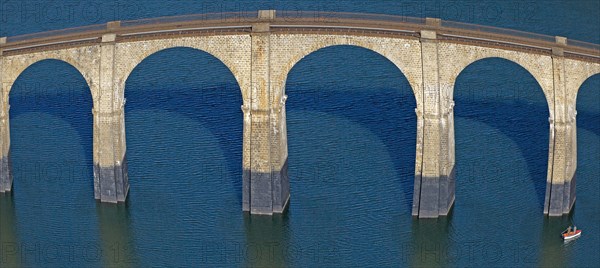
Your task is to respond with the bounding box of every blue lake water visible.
[1,1,599,267]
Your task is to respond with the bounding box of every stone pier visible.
[412,25,456,218]
[544,39,577,216]
[0,97,12,193]
[93,32,129,203]
[0,48,13,194]
[242,10,290,215]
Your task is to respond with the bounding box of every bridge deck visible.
[0,11,598,63]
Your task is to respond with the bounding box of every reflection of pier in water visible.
[96,203,137,267]
[243,214,289,267]
[0,193,21,267]
[408,214,452,267]
[537,214,573,267]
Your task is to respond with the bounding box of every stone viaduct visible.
[0,10,598,218]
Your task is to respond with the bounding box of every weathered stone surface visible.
[545,172,576,216]
[94,155,129,203]
[242,28,291,215]
[1,46,101,100]
[0,154,12,193]
[0,58,12,193]
[269,34,424,113]
[438,42,556,116]
[114,35,252,106]
[0,16,598,216]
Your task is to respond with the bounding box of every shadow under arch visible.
[9,59,94,194]
[7,59,100,267]
[453,57,549,208]
[282,45,417,266]
[285,45,417,212]
[575,73,600,137]
[574,73,600,218]
[122,46,245,266]
[124,46,243,198]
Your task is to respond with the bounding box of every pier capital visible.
[241,104,251,114]
[414,108,423,118]
[0,104,9,120]
[443,101,455,116]
[92,101,125,118]
[274,94,288,113]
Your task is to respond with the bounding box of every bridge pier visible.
[93,32,129,203]
[0,53,13,194]
[412,27,456,218]
[545,44,576,216]
[242,12,290,215]
[93,107,129,203]
[242,104,290,215]
[0,102,12,194]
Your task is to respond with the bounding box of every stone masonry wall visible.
[0,27,598,215]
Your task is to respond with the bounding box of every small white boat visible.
[562,226,582,240]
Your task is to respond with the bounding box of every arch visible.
[1,47,100,101]
[284,45,418,212]
[575,73,600,136]
[452,56,551,207]
[568,59,600,106]
[114,36,251,105]
[575,73,600,102]
[439,43,555,117]
[8,59,94,197]
[271,34,423,111]
[122,46,244,197]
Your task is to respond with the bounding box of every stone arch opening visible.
[9,59,94,189]
[284,45,417,219]
[117,40,250,104]
[6,59,97,254]
[443,51,554,117]
[122,47,244,226]
[276,39,421,104]
[4,56,96,100]
[453,57,550,213]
